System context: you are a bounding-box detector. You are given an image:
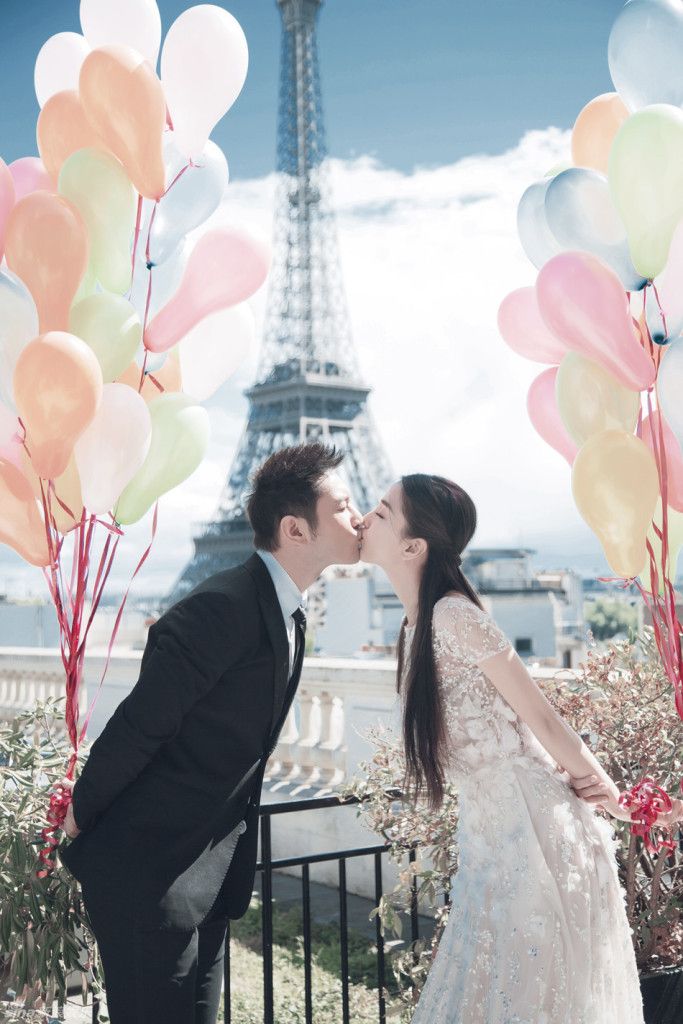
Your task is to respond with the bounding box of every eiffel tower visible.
[168,0,392,604]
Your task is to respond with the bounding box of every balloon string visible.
[131,193,144,280]
[651,280,669,341]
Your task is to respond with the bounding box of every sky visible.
[0,0,634,596]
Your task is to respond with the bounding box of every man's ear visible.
[402,537,427,561]
[280,514,309,545]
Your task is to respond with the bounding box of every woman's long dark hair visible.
[396,474,482,810]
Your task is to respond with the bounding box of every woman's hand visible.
[654,797,683,829]
[570,773,632,822]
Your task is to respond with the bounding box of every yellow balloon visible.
[572,429,659,578]
[639,499,683,595]
[556,352,640,448]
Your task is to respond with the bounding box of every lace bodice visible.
[402,594,555,782]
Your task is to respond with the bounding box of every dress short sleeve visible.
[432,596,513,665]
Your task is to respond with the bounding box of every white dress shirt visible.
[255,549,307,675]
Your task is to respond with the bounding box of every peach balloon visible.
[572,429,659,579]
[144,227,271,352]
[526,366,579,466]
[5,191,89,333]
[21,448,83,534]
[0,460,51,566]
[37,89,110,183]
[641,410,683,513]
[13,331,103,479]
[497,286,567,364]
[117,349,182,402]
[0,158,15,261]
[79,45,166,200]
[571,93,630,174]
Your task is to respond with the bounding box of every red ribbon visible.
[618,777,676,855]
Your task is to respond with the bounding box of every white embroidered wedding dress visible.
[403,594,644,1024]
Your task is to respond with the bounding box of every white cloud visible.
[0,126,610,601]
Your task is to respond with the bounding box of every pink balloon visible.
[8,157,53,201]
[641,410,683,513]
[0,159,16,261]
[144,227,271,353]
[497,286,567,364]
[526,366,579,466]
[536,251,656,391]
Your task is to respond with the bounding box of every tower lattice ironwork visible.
[168,0,392,604]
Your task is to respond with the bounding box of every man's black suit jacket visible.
[59,552,298,931]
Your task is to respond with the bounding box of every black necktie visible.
[289,605,307,685]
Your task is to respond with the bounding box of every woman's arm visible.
[477,646,683,824]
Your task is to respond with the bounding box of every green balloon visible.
[114,393,210,526]
[609,104,683,280]
[69,292,142,383]
[58,147,136,295]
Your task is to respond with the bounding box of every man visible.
[59,442,364,1024]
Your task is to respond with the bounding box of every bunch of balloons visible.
[498,0,683,849]
[0,0,271,872]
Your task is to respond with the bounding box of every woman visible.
[359,473,682,1024]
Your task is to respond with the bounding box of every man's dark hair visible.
[246,443,344,551]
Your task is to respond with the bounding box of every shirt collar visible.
[255,549,307,622]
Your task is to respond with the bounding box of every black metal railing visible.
[223,792,420,1024]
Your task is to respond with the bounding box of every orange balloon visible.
[37,90,111,184]
[117,350,182,403]
[21,449,84,534]
[571,93,630,175]
[13,332,103,480]
[5,191,89,333]
[79,46,166,200]
[0,460,51,566]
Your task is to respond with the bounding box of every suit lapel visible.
[243,552,290,734]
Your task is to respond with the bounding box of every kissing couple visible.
[59,441,680,1024]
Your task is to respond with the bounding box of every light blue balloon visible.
[129,238,189,323]
[545,168,646,291]
[609,0,683,111]
[0,269,39,410]
[516,180,562,270]
[642,286,683,345]
[148,139,229,266]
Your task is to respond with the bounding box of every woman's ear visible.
[402,537,428,561]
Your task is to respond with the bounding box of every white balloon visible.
[80,0,162,68]
[0,269,39,410]
[74,382,152,514]
[34,32,91,108]
[179,303,255,401]
[161,5,248,160]
[659,337,683,449]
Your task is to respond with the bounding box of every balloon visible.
[58,148,136,294]
[114,393,209,524]
[644,221,683,343]
[545,168,645,291]
[608,0,683,111]
[69,292,142,383]
[5,191,89,333]
[497,287,568,364]
[571,93,630,174]
[0,460,50,566]
[117,349,182,402]
[144,227,270,352]
[13,332,103,479]
[129,237,189,323]
[572,429,659,579]
[34,31,90,107]
[37,89,110,184]
[8,157,52,200]
[21,449,84,534]
[0,404,24,470]
[526,367,578,466]
[641,411,683,513]
[147,139,229,265]
[161,5,248,160]
[79,45,166,200]
[639,499,683,594]
[555,352,640,447]
[516,179,562,270]
[0,159,15,262]
[74,383,152,514]
[608,104,683,279]
[179,303,254,401]
[536,252,655,391]
[80,0,162,68]
[0,269,39,410]
[658,337,683,449]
